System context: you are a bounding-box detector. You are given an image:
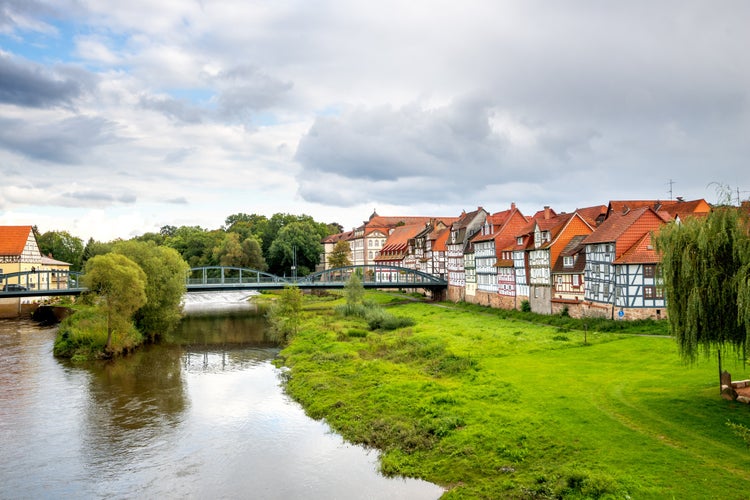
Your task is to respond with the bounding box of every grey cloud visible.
[0,115,121,164]
[214,65,293,121]
[0,53,91,107]
[60,190,136,204]
[139,95,205,124]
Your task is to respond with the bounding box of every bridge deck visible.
[0,265,447,298]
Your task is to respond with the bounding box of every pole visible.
[718,348,723,394]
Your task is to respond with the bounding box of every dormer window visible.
[517,236,523,245]
[563,256,574,267]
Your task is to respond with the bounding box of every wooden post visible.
[718,348,723,394]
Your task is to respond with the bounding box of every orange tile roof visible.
[378,223,425,253]
[432,228,450,252]
[614,232,659,264]
[0,226,33,256]
[583,207,667,258]
[575,205,608,226]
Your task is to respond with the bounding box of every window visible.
[644,286,655,299]
[572,274,580,287]
[563,256,573,267]
[517,237,523,245]
[644,265,655,278]
[655,287,664,299]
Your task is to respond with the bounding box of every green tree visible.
[212,233,267,270]
[83,253,147,353]
[344,272,364,307]
[267,221,324,276]
[113,240,190,340]
[36,230,85,270]
[654,206,750,364]
[164,226,223,267]
[328,240,352,268]
[81,238,113,268]
[267,285,303,343]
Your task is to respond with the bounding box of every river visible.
[0,304,443,499]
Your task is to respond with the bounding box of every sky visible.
[0,0,748,242]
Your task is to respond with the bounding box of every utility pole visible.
[291,245,297,281]
[667,179,675,200]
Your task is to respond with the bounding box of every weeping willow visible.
[654,206,750,363]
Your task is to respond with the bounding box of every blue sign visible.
[618,310,624,318]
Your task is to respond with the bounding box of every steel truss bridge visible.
[0,265,447,298]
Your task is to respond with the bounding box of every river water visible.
[0,304,443,499]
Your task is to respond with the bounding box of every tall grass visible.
[280,291,750,498]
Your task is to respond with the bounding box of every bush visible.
[365,308,415,331]
[520,300,531,313]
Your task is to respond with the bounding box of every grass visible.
[278,291,750,498]
[53,304,144,361]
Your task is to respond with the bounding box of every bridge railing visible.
[299,265,447,288]
[0,269,84,296]
[187,266,290,288]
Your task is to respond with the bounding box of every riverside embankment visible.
[278,292,750,498]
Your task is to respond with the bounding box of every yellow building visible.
[0,226,43,289]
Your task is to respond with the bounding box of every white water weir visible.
[181,290,259,312]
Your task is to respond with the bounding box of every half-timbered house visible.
[528,209,595,315]
[582,206,670,320]
[446,208,488,302]
[472,204,528,307]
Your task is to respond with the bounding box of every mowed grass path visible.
[280,296,750,498]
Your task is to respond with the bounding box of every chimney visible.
[511,202,516,211]
[544,206,550,220]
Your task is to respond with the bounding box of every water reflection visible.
[0,310,443,499]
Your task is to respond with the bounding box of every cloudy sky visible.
[1,1,748,241]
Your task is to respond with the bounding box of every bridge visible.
[0,265,447,298]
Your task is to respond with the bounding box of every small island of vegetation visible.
[53,240,189,361]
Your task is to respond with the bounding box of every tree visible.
[82,253,147,353]
[81,238,113,268]
[344,272,364,307]
[36,230,85,270]
[267,221,324,276]
[654,206,750,364]
[267,285,303,343]
[164,226,223,267]
[113,240,190,340]
[212,233,267,270]
[328,240,352,268]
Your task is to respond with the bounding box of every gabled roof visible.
[606,199,709,220]
[551,235,587,273]
[322,230,353,244]
[360,215,435,237]
[614,232,659,265]
[0,226,34,256]
[575,205,608,227]
[450,207,487,232]
[583,206,668,258]
[377,223,425,253]
[41,255,71,266]
[432,227,451,252]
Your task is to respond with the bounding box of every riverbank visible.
[278,291,750,498]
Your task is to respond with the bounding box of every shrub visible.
[520,300,531,313]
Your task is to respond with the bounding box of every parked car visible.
[2,284,28,291]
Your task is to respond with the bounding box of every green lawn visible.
[279,293,750,498]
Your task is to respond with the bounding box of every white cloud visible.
[0,0,747,241]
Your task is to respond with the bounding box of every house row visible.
[321,199,713,320]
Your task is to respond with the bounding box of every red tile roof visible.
[614,231,660,264]
[0,226,33,256]
[583,207,667,258]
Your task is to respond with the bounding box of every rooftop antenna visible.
[736,186,750,205]
[667,179,675,200]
